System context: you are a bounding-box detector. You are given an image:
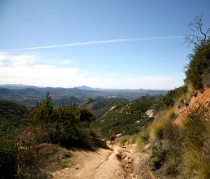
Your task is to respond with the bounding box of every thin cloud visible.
[9,36,184,51]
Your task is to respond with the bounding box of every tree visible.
[184,15,210,89]
[31,93,96,148]
[53,104,80,138]
[31,92,53,124]
[80,108,94,123]
[185,14,210,50]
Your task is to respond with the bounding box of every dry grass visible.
[117,135,129,146]
[149,110,169,141]
[18,143,72,178]
[149,105,210,178]
[179,106,210,179]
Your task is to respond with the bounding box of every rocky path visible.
[51,142,156,179]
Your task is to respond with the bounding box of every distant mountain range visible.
[70,85,168,93]
[0,84,168,107]
[0,84,38,89]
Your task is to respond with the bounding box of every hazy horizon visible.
[0,83,170,90]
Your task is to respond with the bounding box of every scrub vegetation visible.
[0,93,98,178]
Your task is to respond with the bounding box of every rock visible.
[75,164,80,169]
[116,153,122,160]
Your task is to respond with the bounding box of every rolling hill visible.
[90,95,162,137]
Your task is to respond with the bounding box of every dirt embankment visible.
[51,142,156,179]
[175,88,210,124]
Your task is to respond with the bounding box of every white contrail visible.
[9,36,184,51]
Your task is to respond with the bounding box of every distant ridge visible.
[74,85,168,93]
[74,85,96,90]
[0,84,168,107]
[0,84,38,89]
[0,84,169,91]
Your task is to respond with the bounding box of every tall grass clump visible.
[118,135,129,145]
[149,109,175,141]
[148,108,181,173]
[149,104,210,178]
[136,127,150,151]
[180,106,210,179]
[17,143,72,179]
[162,86,188,107]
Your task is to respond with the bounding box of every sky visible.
[0,0,210,90]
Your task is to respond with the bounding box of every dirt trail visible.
[51,142,156,179]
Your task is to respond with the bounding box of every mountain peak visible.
[75,85,94,90]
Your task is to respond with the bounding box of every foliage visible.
[162,86,188,107]
[31,93,95,149]
[0,125,18,179]
[31,92,53,124]
[149,109,177,141]
[80,107,94,124]
[185,38,210,89]
[143,16,210,177]
[147,103,210,178]
[17,144,72,179]
[163,145,180,175]
[0,101,31,178]
[0,100,30,120]
[0,93,97,178]
[15,93,97,178]
[149,143,166,170]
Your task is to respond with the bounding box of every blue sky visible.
[0,0,210,89]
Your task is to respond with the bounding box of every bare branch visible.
[185,14,210,48]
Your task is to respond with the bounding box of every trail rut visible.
[51,142,157,179]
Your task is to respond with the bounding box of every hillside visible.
[0,93,163,178]
[91,97,160,137]
[82,97,128,118]
[2,86,210,179]
[139,85,210,179]
[2,87,210,179]
[0,100,30,121]
[0,101,31,178]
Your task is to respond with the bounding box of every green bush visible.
[30,93,95,149]
[0,114,29,179]
[154,105,210,178]
[163,146,180,175]
[17,144,72,179]
[0,133,18,179]
[16,93,96,178]
[162,86,187,107]
[185,38,210,89]
[149,143,166,170]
